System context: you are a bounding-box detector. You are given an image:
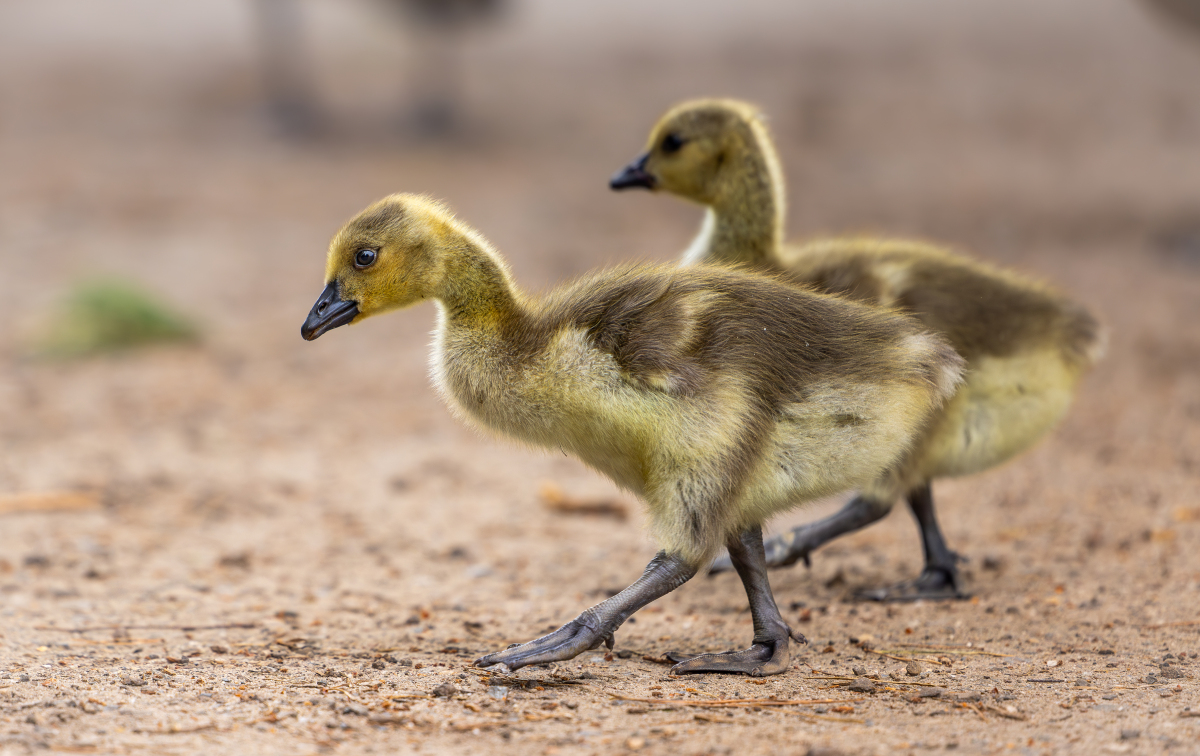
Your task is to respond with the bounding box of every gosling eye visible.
[354,249,377,269]
[661,133,685,155]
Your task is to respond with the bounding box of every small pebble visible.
[431,682,458,698]
[1119,729,1140,740]
[906,660,923,676]
[847,677,876,693]
[852,666,867,676]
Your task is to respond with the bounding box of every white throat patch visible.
[680,207,717,267]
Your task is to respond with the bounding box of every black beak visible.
[609,152,656,190]
[301,281,359,341]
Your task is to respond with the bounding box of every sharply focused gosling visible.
[612,99,1105,600]
[302,193,963,675]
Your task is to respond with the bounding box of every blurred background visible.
[1,1,1199,744]
[3,0,1200,332]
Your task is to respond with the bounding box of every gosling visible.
[302,193,964,674]
[612,99,1105,600]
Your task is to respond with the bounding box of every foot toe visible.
[475,620,603,670]
[668,641,790,676]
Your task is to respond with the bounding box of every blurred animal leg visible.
[709,495,894,575]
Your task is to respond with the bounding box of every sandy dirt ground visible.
[2,1,1200,754]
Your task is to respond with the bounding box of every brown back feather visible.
[528,264,942,402]
[784,245,1103,368]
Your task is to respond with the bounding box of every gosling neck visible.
[429,221,523,328]
[685,126,786,269]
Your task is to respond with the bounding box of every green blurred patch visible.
[38,280,199,356]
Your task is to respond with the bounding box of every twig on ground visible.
[446,720,509,731]
[522,710,574,722]
[473,673,586,688]
[862,648,944,665]
[49,638,165,646]
[35,623,255,633]
[957,702,988,720]
[609,693,864,708]
[0,491,100,515]
[806,675,944,688]
[982,704,1029,721]
[539,481,628,520]
[868,643,1011,658]
[131,722,219,735]
[324,686,370,705]
[765,708,867,725]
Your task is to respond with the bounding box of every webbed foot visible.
[667,631,804,677]
[475,618,612,671]
[476,551,697,671]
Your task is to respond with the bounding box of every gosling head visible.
[301,193,446,340]
[609,99,766,205]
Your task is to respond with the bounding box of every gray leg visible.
[858,483,968,601]
[670,526,806,677]
[475,551,696,672]
[709,495,893,575]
